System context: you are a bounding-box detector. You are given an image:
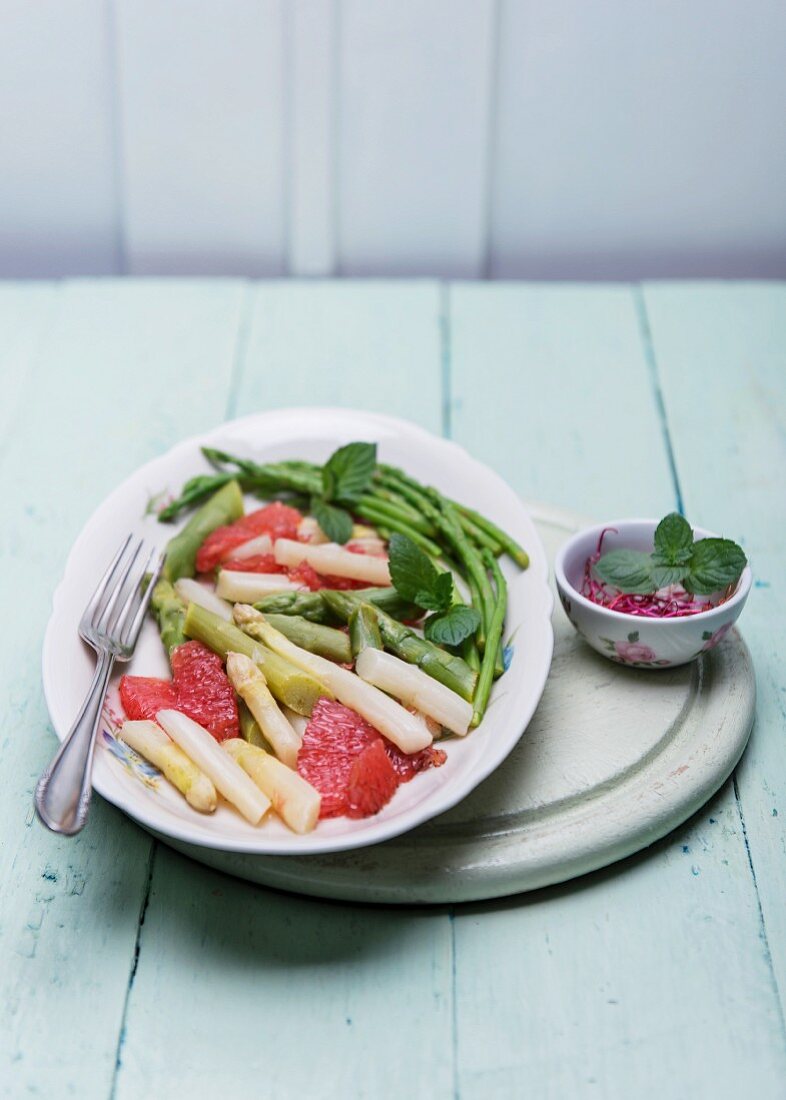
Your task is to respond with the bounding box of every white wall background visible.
[0,0,784,280]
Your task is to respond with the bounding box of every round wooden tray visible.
[162,505,756,904]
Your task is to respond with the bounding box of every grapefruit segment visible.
[346,739,398,818]
[196,503,303,573]
[119,677,177,722]
[296,698,444,819]
[386,742,447,782]
[220,553,286,574]
[296,699,379,818]
[170,640,240,742]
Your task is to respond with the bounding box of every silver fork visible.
[35,535,165,836]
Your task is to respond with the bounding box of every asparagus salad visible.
[116,442,529,834]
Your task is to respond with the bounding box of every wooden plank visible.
[114,280,455,1099]
[643,280,786,1012]
[337,0,495,276]
[115,848,453,1099]
[449,282,676,516]
[0,1,119,276]
[287,0,337,275]
[0,281,246,1098]
[448,282,786,1096]
[233,280,443,431]
[489,1,786,278]
[115,0,286,275]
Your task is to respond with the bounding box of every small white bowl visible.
[554,519,752,668]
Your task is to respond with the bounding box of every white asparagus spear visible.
[226,533,273,560]
[156,710,271,824]
[281,705,308,739]
[274,539,391,586]
[233,606,432,754]
[216,570,305,602]
[223,740,320,834]
[226,652,302,768]
[355,648,473,736]
[174,577,233,622]
[299,517,378,545]
[119,720,218,812]
[297,516,330,544]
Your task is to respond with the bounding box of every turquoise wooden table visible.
[2,280,784,1098]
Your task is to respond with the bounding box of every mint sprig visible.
[594,513,746,597]
[388,533,480,646]
[312,441,377,543]
[311,497,353,545]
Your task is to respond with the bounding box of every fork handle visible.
[35,649,115,835]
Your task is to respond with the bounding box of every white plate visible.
[42,408,554,855]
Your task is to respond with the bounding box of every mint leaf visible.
[388,533,453,612]
[424,605,481,646]
[594,549,654,594]
[311,496,353,545]
[388,533,437,600]
[651,563,689,589]
[415,572,454,613]
[323,441,377,504]
[654,513,693,563]
[684,538,747,595]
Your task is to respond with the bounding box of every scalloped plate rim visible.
[41,407,554,855]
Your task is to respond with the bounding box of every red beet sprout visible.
[581,528,722,619]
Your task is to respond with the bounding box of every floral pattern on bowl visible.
[599,631,673,668]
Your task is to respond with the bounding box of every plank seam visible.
[733,774,786,1038]
[450,908,460,1100]
[633,287,686,515]
[109,841,158,1098]
[638,284,786,1040]
[224,282,255,421]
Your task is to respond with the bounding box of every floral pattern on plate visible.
[101,705,161,788]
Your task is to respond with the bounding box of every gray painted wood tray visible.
[161,505,756,904]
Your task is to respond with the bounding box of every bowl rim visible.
[554,517,752,626]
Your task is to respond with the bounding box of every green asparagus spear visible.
[150,579,187,656]
[253,591,337,624]
[238,701,274,753]
[372,606,477,702]
[158,473,236,522]
[461,633,481,673]
[353,501,443,557]
[456,511,504,555]
[202,448,322,496]
[472,552,508,727]
[183,602,330,715]
[326,595,476,701]
[319,587,422,625]
[349,604,383,658]
[163,479,244,583]
[451,503,529,569]
[368,487,429,524]
[262,613,352,664]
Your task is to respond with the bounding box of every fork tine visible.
[94,538,144,636]
[113,545,156,643]
[121,549,166,649]
[81,535,132,629]
[110,542,154,641]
